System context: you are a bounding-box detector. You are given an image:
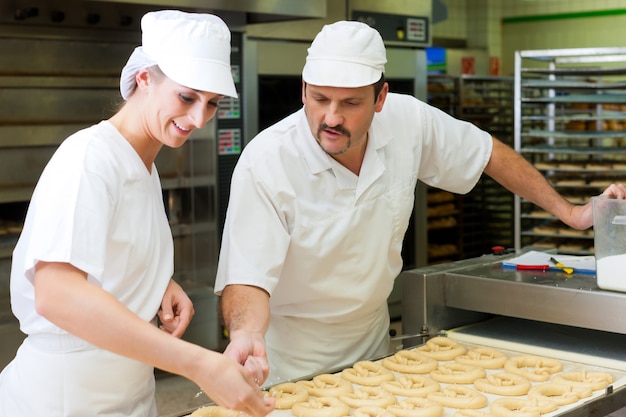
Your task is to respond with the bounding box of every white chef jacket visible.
[215,93,492,383]
[0,120,173,417]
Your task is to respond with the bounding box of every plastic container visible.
[592,196,626,292]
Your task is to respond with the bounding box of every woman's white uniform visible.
[215,93,493,384]
[0,121,173,417]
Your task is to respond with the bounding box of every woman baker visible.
[0,10,274,417]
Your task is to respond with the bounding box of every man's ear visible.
[375,82,389,112]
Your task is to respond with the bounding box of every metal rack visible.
[427,74,459,116]
[426,75,463,264]
[427,75,515,261]
[514,47,626,254]
[458,76,515,256]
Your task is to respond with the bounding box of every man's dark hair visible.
[373,73,386,102]
[303,73,386,104]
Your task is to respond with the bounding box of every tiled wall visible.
[500,0,626,17]
[433,0,626,76]
[432,0,467,40]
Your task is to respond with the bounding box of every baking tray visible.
[181,329,626,417]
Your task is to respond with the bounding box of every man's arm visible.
[220,284,272,384]
[484,137,626,230]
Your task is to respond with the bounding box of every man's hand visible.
[223,330,270,386]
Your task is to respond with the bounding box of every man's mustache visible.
[318,123,351,138]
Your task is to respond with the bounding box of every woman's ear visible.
[134,68,151,92]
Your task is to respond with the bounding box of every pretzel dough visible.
[552,370,614,391]
[415,336,467,361]
[298,374,353,397]
[490,398,558,417]
[266,382,309,409]
[387,397,444,417]
[339,386,396,408]
[341,361,394,386]
[430,363,486,384]
[427,386,488,409]
[291,397,350,417]
[503,355,562,382]
[455,347,507,369]
[382,350,438,374]
[189,406,242,417]
[473,372,531,396]
[353,406,396,417]
[381,375,440,398]
[528,382,592,406]
[453,411,493,417]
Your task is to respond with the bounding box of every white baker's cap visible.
[120,10,237,100]
[302,20,387,88]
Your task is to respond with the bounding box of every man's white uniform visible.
[215,92,492,384]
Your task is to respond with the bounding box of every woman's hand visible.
[158,279,194,338]
[191,352,275,417]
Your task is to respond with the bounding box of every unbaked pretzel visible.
[430,363,486,384]
[189,406,243,417]
[266,382,309,409]
[503,355,562,382]
[427,386,488,409]
[473,372,531,396]
[339,386,396,408]
[455,347,507,369]
[353,406,396,417]
[291,396,350,417]
[489,397,557,417]
[453,411,494,417]
[387,397,444,417]
[528,382,592,406]
[381,375,440,398]
[415,336,467,361]
[298,374,353,397]
[552,370,614,391]
[382,350,438,374]
[341,361,394,386]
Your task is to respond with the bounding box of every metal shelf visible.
[514,47,626,253]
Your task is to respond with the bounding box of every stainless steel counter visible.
[401,252,626,338]
[399,251,626,417]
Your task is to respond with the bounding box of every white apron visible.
[0,334,156,417]
[264,304,391,386]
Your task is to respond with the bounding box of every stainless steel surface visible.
[402,251,626,336]
[460,257,625,334]
[401,251,626,416]
[244,0,431,44]
[85,0,326,22]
